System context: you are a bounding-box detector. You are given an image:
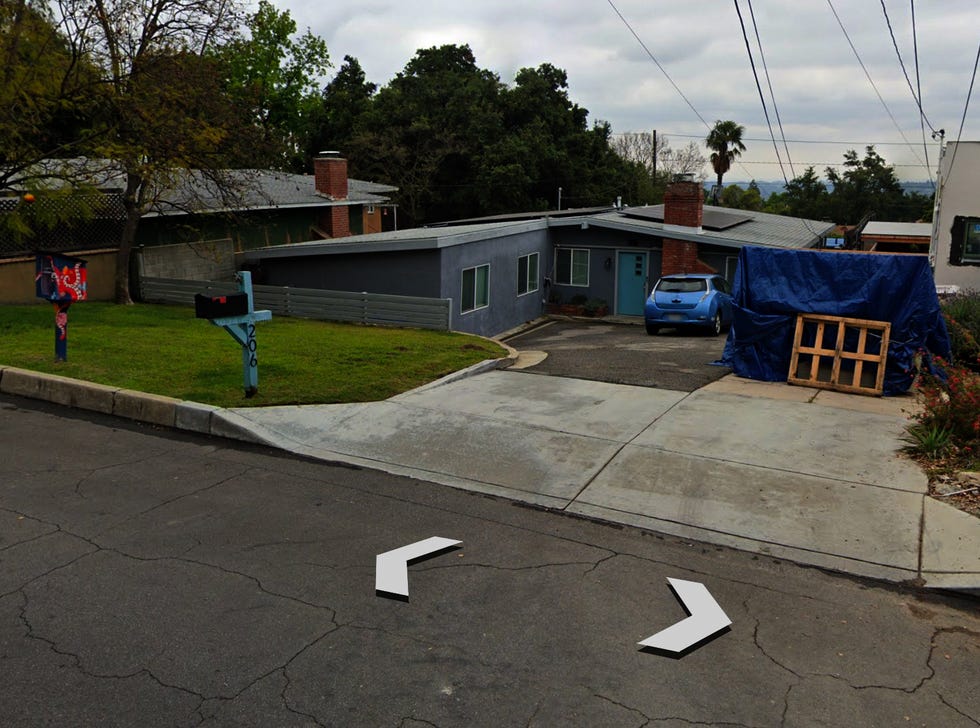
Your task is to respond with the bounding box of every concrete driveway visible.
[503,320,731,391]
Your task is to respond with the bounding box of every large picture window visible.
[461,264,489,313]
[517,253,539,296]
[556,248,589,286]
[950,216,980,265]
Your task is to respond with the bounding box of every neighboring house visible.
[136,153,398,250]
[243,179,833,337]
[860,221,932,254]
[0,153,397,258]
[930,140,980,291]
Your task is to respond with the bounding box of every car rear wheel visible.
[645,323,660,335]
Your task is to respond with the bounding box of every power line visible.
[879,0,934,188]
[604,0,754,179]
[733,0,789,187]
[880,0,936,134]
[941,40,980,190]
[604,0,709,130]
[747,0,795,178]
[826,0,927,170]
[909,0,934,189]
[617,131,942,147]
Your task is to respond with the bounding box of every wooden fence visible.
[140,277,452,331]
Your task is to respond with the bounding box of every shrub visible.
[908,357,980,460]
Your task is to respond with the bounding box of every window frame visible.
[517,252,539,297]
[555,248,590,287]
[951,215,980,265]
[460,263,490,314]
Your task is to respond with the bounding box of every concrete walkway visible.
[211,367,980,592]
[2,361,978,592]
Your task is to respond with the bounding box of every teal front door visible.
[616,251,647,315]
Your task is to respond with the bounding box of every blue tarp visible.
[719,247,951,395]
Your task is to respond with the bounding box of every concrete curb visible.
[0,348,519,443]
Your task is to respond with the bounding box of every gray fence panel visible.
[141,278,451,330]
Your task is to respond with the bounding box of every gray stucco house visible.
[242,180,833,337]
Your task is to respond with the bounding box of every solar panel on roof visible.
[620,206,753,231]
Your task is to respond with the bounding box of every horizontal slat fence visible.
[141,277,451,331]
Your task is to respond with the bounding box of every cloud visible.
[279,0,979,181]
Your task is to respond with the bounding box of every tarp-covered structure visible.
[720,247,951,395]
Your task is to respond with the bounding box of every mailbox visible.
[194,292,249,319]
[35,252,87,302]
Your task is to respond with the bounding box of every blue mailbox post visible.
[195,271,271,398]
[35,252,87,362]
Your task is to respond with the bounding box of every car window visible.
[712,277,729,294]
[657,278,707,293]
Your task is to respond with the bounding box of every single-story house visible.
[860,221,932,254]
[930,140,980,291]
[136,153,398,249]
[243,179,834,337]
[0,153,397,259]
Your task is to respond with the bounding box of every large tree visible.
[308,55,376,165]
[56,0,253,302]
[0,1,104,214]
[349,44,504,225]
[824,146,905,224]
[212,0,330,171]
[705,120,746,203]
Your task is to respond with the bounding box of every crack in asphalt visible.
[592,692,651,727]
[0,512,58,553]
[398,717,440,728]
[68,447,177,498]
[103,465,254,530]
[15,588,208,713]
[5,506,342,715]
[935,691,980,726]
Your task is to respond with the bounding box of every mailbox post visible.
[195,271,271,398]
[34,252,87,361]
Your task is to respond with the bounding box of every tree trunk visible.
[114,173,143,304]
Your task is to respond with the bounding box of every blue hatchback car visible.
[644,273,734,336]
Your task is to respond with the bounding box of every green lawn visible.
[0,303,507,408]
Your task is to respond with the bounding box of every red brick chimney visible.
[663,178,703,229]
[313,151,350,238]
[661,176,715,275]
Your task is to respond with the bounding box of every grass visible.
[0,303,507,408]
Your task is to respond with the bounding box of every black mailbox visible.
[194,292,249,319]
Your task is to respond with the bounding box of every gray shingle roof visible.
[5,159,396,217]
[550,205,833,250]
[146,169,396,217]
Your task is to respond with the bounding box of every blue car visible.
[644,274,733,336]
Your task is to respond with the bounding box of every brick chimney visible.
[313,151,350,238]
[661,175,715,276]
[663,176,703,230]
[314,151,348,199]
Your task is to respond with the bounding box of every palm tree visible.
[705,120,746,203]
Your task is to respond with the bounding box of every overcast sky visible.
[278,0,978,184]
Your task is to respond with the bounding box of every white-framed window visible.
[517,252,539,296]
[367,204,376,214]
[556,248,589,286]
[461,264,490,313]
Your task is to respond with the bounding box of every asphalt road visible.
[1,395,979,727]
[504,320,731,391]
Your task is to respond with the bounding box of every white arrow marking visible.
[375,536,462,599]
[639,578,731,653]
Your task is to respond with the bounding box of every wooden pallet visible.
[787,314,891,396]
